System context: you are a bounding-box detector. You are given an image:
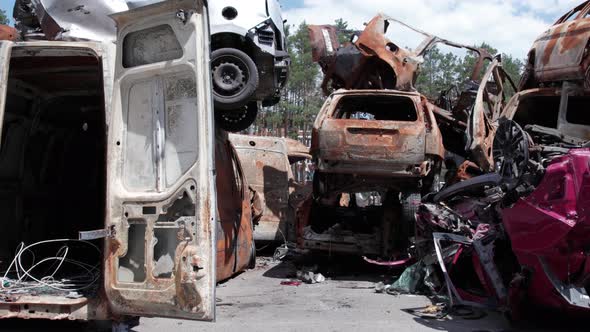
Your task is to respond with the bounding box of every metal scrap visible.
[309,14,493,95]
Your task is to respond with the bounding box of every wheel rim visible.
[492,119,529,189]
[212,55,249,97]
[218,105,249,124]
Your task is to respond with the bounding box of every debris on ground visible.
[296,271,326,284]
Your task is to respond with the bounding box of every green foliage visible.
[415,46,461,98]
[416,42,523,100]
[253,20,322,137]
[0,9,9,25]
[334,18,353,46]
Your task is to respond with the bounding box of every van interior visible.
[0,47,105,295]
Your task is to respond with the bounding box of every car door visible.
[105,0,216,321]
[467,58,516,171]
[227,135,290,242]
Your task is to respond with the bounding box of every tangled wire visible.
[0,239,100,295]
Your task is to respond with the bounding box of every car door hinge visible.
[79,225,116,240]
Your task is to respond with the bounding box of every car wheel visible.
[211,48,259,110]
[215,101,258,132]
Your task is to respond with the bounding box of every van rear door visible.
[105,0,216,320]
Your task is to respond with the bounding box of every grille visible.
[257,29,274,46]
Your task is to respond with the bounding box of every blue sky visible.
[1,0,14,25]
[0,0,584,58]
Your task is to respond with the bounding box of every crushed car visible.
[230,134,311,243]
[0,0,258,326]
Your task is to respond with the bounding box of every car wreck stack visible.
[299,6,590,319]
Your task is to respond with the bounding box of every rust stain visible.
[0,25,17,41]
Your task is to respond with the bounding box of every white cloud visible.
[283,0,581,59]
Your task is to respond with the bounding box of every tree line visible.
[249,19,524,142]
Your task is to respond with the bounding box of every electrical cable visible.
[0,239,100,295]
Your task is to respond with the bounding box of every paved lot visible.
[3,253,587,331]
[139,256,512,332]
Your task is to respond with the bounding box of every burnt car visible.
[230,134,311,243]
[299,89,444,257]
[520,0,590,90]
[209,0,290,132]
[0,0,256,326]
[308,14,493,95]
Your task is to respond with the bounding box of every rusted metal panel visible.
[0,26,18,41]
[314,90,443,177]
[285,137,311,163]
[230,134,290,242]
[230,134,311,242]
[354,15,422,91]
[421,97,446,159]
[521,1,590,89]
[310,14,494,95]
[308,25,339,63]
[215,133,254,281]
[468,58,517,171]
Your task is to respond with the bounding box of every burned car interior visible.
[333,95,418,121]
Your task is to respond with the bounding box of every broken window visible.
[124,73,198,191]
[513,96,560,129]
[123,25,183,68]
[565,96,590,126]
[333,95,418,121]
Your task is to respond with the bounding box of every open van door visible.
[105,0,216,321]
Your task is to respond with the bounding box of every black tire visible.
[215,101,258,132]
[493,118,529,190]
[248,238,256,269]
[211,48,259,110]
